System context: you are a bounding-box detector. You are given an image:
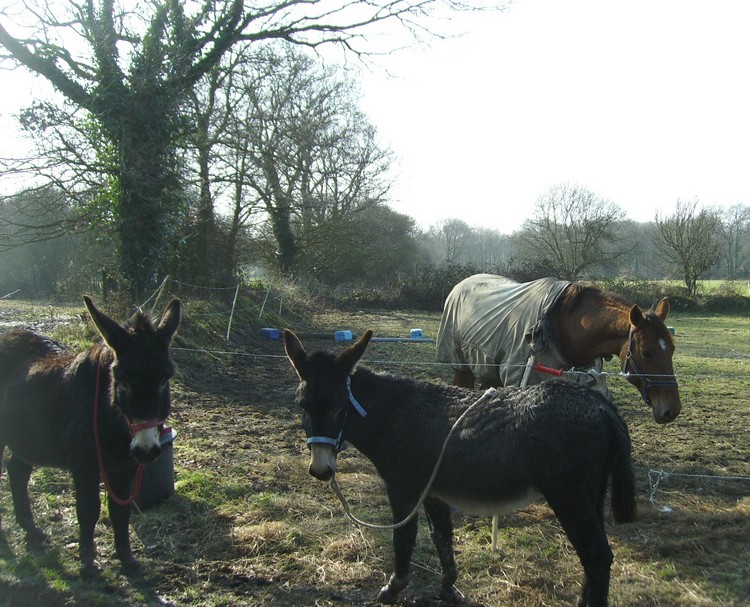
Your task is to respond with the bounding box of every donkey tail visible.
[607,404,637,524]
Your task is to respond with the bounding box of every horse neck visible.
[550,290,632,365]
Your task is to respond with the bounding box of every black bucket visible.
[136,427,176,510]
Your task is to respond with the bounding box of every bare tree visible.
[653,199,723,299]
[515,183,627,280]
[0,0,486,295]
[430,218,473,264]
[214,45,393,275]
[717,203,750,279]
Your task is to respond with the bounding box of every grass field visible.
[0,294,748,606]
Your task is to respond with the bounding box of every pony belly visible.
[432,487,542,517]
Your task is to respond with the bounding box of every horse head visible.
[84,296,181,463]
[284,328,372,481]
[619,298,681,424]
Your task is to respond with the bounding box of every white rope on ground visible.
[647,468,750,511]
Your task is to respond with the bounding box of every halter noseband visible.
[93,362,166,506]
[622,326,679,405]
[306,377,367,453]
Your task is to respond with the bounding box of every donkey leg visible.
[378,491,420,604]
[6,455,46,547]
[106,468,141,576]
[423,497,463,603]
[71,467,102,578]
[548,498,613,607]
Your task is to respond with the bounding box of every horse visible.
[436,274,681,424]
[0,296,181,577]
[284,329,637,607]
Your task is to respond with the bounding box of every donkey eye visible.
[640,349,653,359]
[117,381,131,397]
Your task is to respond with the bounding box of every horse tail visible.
[605,401,637,524]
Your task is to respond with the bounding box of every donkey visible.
[0,296,180,576]
[284,329,637,607]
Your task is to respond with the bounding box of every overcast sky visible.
[355,0,750,232]
[1,0,749,234]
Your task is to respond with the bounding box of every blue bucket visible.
[260,327,281,340]
[334,330,353,341]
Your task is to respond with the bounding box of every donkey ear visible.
[283,329,308,379]
[628,304,645,330]
[83,295,130,353]
[157,298,181,341]
[337,330,373,374]
[653,297,669,321]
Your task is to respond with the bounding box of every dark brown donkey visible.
[285,329,636,607]
[437,274,681,424]
[0,296,180,576]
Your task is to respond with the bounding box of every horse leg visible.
[106,467,141,576]
[547,496,612,607]
[452,368,475,389]
[378,490,419,604]
[423,497,462,603]
[6,455,46,547]
[71,466,102,578]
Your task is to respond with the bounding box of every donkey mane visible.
[124,310,157,334]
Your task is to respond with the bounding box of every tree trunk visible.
[194,141,215,284]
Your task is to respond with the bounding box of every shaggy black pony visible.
[0,296,180,576]
[284,329,636,607]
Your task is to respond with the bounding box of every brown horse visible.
[0,296,180,576]
[437,275,681,424]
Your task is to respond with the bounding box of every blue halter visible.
[306,377,367,452]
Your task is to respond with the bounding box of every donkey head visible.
[84,296,181,463]
[619,298,681,424]
[284,329,372,481]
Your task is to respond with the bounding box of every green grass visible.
[0,296,748,606]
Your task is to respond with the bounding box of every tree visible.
[653,199,723,300]
[296,204,420,285]
[429,219,473,264]
[0,187,108,298]
[514,183,627,280]
[218,45,393,276]
[0,0,480,296]
[717,203,750,279]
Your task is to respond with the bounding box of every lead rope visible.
[93,362,145,507]
[328,387,498,530]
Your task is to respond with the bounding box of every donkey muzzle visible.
[130,424,162,464]
[309,444,337,481]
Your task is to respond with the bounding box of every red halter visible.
[93,363,163,507]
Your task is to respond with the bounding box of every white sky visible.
[356,0,750,233]
[2,0,749,234]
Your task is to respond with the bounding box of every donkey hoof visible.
[120,557,142,577]
[438,585,466,604]
[80,562,101,579]
[377,576,408,604]
[24,527,47,550]
[376,585,398,604]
